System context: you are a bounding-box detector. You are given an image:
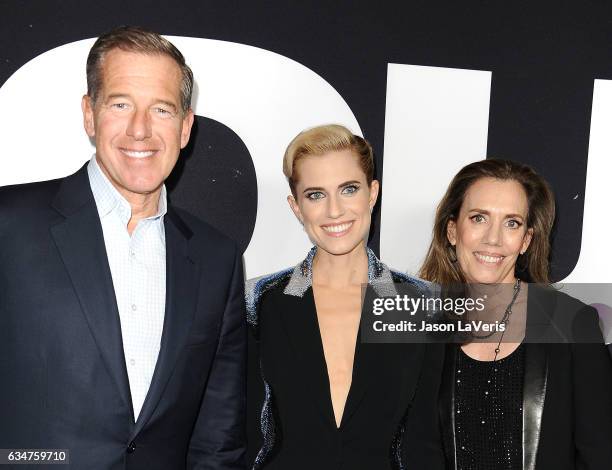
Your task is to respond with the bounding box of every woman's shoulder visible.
[245,267,294,328]
[364,246,432,294]
[375,255,436,299]
[388,268,434,293]
[529,283,595,317]
[527,283,604,343]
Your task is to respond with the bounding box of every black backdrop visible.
[2,0,611,280]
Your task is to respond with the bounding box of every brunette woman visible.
[420,159,612,469]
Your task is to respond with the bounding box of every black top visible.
[260,289,407,469]
[247,262,445,470]
[455,344,525,470]
[439,285,612,470]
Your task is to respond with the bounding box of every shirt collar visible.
[87,154,167,222]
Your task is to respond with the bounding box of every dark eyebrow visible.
[302,186,324,194]
[302,180,361,194]
[339,180,360,187]
[468,208,525,219]
[468,208,490,215]
[105,93,130,103]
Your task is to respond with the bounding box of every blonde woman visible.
[246,125,444,469]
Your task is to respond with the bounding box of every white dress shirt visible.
[87,155,167,420]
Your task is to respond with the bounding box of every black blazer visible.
[439,285,612,469]
[246,248,445,470]
[0,166,247,469]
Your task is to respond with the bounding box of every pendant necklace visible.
[469,279,521,361]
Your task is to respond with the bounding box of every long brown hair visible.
[419,159,555,284]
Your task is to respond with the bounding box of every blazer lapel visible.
[522,285,553,470]
[279,288,337,428]
[131,207,200,438]
[342,341,425,431]
[439,344,457,470]
[339,331,368,428]
[522,343,548,470]
[50,167,134,418]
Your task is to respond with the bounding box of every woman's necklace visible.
[469,279,521,361]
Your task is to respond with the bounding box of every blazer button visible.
[127,441,136,453]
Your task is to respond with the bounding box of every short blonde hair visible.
[283,124,374,196]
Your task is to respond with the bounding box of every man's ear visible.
[180,109,195,149]
[447,219,457,246]
[287,194,304,225]
[82,95,96,138]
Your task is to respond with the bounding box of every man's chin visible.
[112,179,164,199]
[128,184,164,196]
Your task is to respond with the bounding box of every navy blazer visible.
[0,165,247,469]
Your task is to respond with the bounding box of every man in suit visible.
[0,26,246,469]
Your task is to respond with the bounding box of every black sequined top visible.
[454,344,525,470]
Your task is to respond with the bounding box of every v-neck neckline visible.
[310,285,362,430]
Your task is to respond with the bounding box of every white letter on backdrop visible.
[380,64,491,274]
